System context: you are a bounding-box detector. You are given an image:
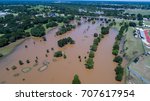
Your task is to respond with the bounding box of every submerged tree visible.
[85,58,94,69]
[54,51,63,57]
[46,49,50,53]
[72,74,81,84]
[113,56,123,64]
[19,60,24,65]
[115,64,124,81]
[63,54,67,59]
[26,59,30,64]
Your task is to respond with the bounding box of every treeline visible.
[0,4,76,48]
[112,22,129,81]
[56,24,76,36]
[119,13,143,21]
[85,33,102,69]
[85,23,112,69]
[57,37,75,47]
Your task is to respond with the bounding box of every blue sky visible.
[2,0,150,2]
[2,0,150,1]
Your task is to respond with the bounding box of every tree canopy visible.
[31,25,45,37]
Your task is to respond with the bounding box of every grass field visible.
[144,21,150,25]
[125,9,150,15]
[129,55,150,82]
[0,39,25,56]
[124,27,145,60]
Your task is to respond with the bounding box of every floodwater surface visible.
[0,20,122,84]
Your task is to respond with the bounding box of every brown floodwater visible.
[0,20,124,84]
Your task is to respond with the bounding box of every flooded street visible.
[0,20,122,84]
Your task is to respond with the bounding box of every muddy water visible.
[0,20,122,84]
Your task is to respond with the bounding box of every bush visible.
[89,51,95,58]
[19,60,24,65]
[129,21,136,27]
[63,54,67,59]
[85,58,94,69]
[72,74,81,84]
[112,49,119,56]
[113,56,123,64]
[26,60,30,64]
[54,51,63,57]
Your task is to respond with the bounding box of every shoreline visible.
[0,27,57,61]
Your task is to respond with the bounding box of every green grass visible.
[0,39,25,56]
[144,21,150,26]
[124,27,145,60]
[113,18,123,30]
[25,28,32,33]
[0,34,4,37]
[58,22,64,27]
[144,56,150,66]
[125,9,150,15]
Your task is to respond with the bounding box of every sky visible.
[1,0,150,2]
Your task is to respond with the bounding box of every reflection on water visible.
[0,20,124,84]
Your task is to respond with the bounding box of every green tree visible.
[101,27,109,35]
[90,44,97,52]
[112,49,119,56]
[0,38,9,47]
[113,56,123,64]
[54,51,63,57]
[46,21,58,28]
[139,21,143,26]
[89,51,95,58]
[115,64,124,81]
[72,74,81,84]
[85,58,94,69]
[31,25,45,37]
[137,13,143,21]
